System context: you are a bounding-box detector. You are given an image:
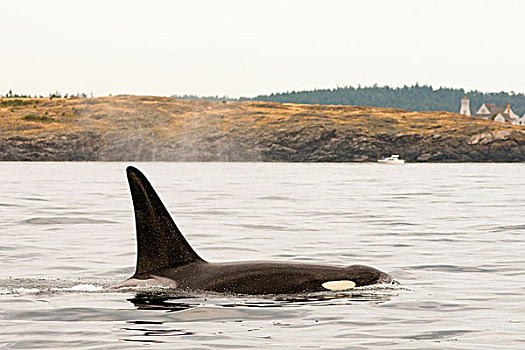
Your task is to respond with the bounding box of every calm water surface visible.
[0,162,524,349]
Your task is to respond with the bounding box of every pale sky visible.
[2,0,525,97]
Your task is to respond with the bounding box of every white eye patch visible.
[321,280,356,291]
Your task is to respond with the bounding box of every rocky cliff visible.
[1,95,525,162]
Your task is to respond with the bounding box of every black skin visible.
[121,166,390,295]
[153,262,388,294]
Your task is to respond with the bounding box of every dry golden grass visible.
[0,95,521,141]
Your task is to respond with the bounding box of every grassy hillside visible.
[1,95,524,162]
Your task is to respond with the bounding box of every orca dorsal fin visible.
[126,166,203,278]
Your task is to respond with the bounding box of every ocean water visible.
[0,162,524,349]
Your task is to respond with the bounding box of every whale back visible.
[126,166,203,278]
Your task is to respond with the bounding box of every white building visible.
[475,103,520,124]
[459,97,471,116]
[460,98,521,125]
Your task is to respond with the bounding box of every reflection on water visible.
[129,293,200,312]
[122,286,399,344]
[127,286,397,312]
[121,320,194,344]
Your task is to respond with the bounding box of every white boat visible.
[377,154,405,164]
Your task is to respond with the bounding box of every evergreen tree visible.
[239,85,525,116]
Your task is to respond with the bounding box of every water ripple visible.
[21,217,117,225]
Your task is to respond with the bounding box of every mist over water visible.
[0,162,524,349]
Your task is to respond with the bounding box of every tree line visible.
[239,85,525,116]
[1,90,92,99]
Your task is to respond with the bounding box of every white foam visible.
[0,284,104,295]
[63,284,103,292]
[6,288,41,295]
[113,285,171,290]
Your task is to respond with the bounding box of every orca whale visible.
[114,166,390,294]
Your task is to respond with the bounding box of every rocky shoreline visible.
[1,95,525,162]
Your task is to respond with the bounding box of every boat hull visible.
[377,159,405,164]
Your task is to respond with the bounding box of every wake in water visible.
[0,278,105,295]
[0,277,402,311]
